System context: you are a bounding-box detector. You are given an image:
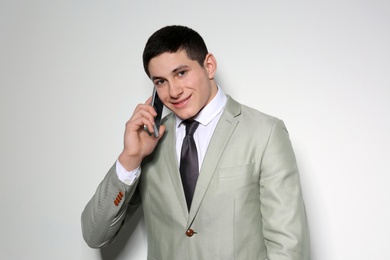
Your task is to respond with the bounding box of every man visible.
[82,25,310,259]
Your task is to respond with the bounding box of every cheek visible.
[198,80,212,98]
[190,77,208,94]
[156,86,168,98]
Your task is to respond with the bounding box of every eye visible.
[154,79,165,86]
[178,70,187,77]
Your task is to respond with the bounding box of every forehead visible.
[148,50,198,76]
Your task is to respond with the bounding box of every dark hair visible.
[142,25,209,77]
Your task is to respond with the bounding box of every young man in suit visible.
[82,25,310,259]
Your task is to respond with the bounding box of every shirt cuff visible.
[115,160,141,185]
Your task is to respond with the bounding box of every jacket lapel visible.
[188,96,242,224]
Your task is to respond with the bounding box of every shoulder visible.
[225,95,282,129]
[161,111,175,124]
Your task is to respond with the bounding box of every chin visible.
[175,111,196,120]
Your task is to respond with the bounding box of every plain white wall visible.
[1,0,389,259]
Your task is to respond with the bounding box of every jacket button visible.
[186,229,195,237]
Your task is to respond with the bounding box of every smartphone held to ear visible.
[151,87,163,137]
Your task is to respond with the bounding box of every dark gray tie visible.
[180,120,200,211]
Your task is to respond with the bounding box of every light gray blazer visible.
[81,96,310,260]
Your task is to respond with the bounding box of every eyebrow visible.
[172,64,190,74]
[151,65,190,81]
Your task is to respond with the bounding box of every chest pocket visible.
[216,163,258,192]
[217,163,255,179]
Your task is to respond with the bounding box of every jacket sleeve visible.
[260,120,310,259]
[81,163,141,248]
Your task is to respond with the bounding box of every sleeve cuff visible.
[115,160,141,185]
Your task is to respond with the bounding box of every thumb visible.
[156,125,166,140]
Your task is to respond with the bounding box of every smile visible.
[171,95,191,108]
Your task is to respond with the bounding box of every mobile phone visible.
[151,87,163,137]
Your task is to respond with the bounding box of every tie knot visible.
[184,120,199,136]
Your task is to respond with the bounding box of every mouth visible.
[171,95,191,109]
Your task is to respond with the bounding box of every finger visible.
[131,105,156,124]
[145,96,153,105]
[134,103,156,116]
[126,115,153,133]
[156,125,166,139]
[137,109,156,125]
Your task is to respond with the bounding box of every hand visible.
[118,96,165,171]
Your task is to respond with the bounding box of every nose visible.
[168,81,183,99]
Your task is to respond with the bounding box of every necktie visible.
[180,120,200,211]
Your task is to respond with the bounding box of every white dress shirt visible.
[116,86,227,185]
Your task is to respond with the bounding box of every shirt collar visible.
[176,85,227,127]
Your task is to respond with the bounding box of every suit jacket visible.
[82,96,310,260]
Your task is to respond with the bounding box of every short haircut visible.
[142,25,209,77]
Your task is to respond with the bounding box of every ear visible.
[204,53,217,79]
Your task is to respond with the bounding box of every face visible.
[148,50,218,120]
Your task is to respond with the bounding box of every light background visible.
[1,1,389,259]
